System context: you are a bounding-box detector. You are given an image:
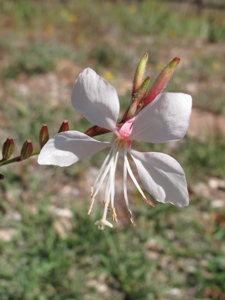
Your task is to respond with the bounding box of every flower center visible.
[88,138,126,229]
[117,136,132,148]
[88,135,153,230]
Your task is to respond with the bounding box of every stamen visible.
[102,196,111,220]
[90,186,94,197]
[88,197,95,215]
[123,147,133,213]
[90,137,151,229]
[102,199,110,211]
[109,148,119,210]
[142,197,155,207]
[102,149,119,222]
[112,207,118,222]
[92,152,114,200]
[104,166,113,208]
[128,210,136,226]
[92,147,114,199]
[124,154,147,200]
[88,187,95,215]
[90,140,122,228]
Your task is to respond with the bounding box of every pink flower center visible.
[117,117,135,147]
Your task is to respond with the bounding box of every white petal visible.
[72,68,120,132]
[38,131,111,167]
[129,149,189,207]
[130,92,192,143]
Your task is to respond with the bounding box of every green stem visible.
[0,124,111,168]
[0,149,40,167]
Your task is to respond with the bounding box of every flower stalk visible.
[0,120,70,169]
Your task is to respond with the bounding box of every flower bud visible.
[39,124,49,149]
[2,137,15,161]
[143,57,180,108]
[134,76,151,102]
[85,125,110,137]
[121,76,151,121]
[132,52,149,98]
[0,174,4,180]
[20,140,33,160]
[58,120,69,133]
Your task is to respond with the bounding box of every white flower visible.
[38,68,192,229]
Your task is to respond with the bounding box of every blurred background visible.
[0,0,225,299]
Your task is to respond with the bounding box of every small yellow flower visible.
[46,24,55,35]
[68,14,77,23]
[212,62,220,71]
[169,30,177,39]
[60,9,77,23]
[128,4,137,13]
[104,71,114,81]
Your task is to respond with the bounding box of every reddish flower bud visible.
[39,124,49,149]
[20,140,33,160]
[58,120,69,133]
[142,57,180,108]
[2,137,15,161]
[85,125,110,137]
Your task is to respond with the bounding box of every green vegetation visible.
[0,0,225,299]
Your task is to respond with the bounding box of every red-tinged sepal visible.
[39,124,49,149]
[1,137,15,161]
[85,125,111,137]
[132,52,149,99]
[58,120,69,133]
[19,140,33,160]
[142,57,180,108]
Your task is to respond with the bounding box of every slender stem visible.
[0,149,40,167]
[0,124,111,168]
[0,121,113,169]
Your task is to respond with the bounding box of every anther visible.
[112,207,118,222]
[128,210,136,226]
[142,197,155,207]
[88,197,95,215]
[90,186,94,197]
